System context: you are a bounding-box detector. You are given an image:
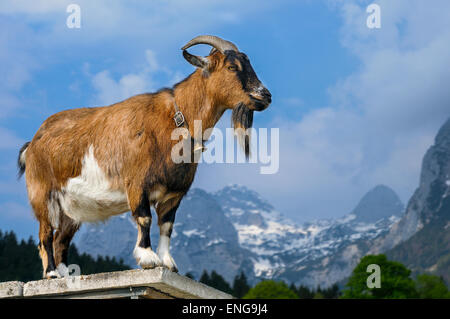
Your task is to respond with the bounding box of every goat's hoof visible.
[45,270,61,279]
[134,247,162,269]
[159,253,178,272]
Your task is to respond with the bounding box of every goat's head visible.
[182,35,271,112]
[182,35,272,157]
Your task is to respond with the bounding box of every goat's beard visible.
[232,103,254,160]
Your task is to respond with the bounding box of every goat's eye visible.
[228,65,237,71]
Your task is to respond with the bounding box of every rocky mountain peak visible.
[213,184,277,228]
[373,118,450,252]
[435,118,450,148]
[351,185,404,223]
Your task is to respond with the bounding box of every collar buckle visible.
[173,111,185,127]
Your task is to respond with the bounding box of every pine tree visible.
[232,271,251,298]
[210,270,233,294]
[297,285,314,299]
[322,283,340,299]
[199,270,233,295]
[199,270,211,285]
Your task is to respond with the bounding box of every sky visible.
[0,0,449,240]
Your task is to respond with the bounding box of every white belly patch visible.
[54,146,129,224]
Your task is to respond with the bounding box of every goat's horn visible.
[181,35,238,53]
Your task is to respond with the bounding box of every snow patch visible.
[182,229,206,238]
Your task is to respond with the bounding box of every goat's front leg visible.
[130,191,162,269]
[156,196,182,272]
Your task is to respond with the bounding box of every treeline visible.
[190,270,340,299]
[194,254,450,299]
[0,230,129,282]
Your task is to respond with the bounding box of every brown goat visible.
[18,35,271,278]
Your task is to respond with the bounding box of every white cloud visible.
[89,48,181,105]
[0,0,276,46]
[91,70,152,106]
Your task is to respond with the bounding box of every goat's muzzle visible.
[249,87,272,111]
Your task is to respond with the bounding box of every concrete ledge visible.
[1,268,233,299]
[0,281,23,298]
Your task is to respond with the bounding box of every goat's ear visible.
[182,50,208,69]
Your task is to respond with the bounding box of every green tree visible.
[232,271,251,298]
[199,270,233,295]
[210,270,233,294]
[199,270,211,284]
[313,292,324,299]
[341,254,418,299]
[415,274,450,299]
[243,280,298,299]
[297,285,314,299]
[322,284,341,299]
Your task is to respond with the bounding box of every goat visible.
[18,35,272,278]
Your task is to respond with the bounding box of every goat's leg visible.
[29,183,59,279]
[53,213,80,276]
[38,219,59,279]
[156,196,182,272]
[129,191,162,269]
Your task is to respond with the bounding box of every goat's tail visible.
[17,141,30,179]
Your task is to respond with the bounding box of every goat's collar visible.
[173,101,187,128]
[171,99,206,153]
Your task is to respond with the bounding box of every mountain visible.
[216,184,403,287]
[352,185,404,223]
[381,119,450,282]
[75,184,403,287]
[370,119,450,253]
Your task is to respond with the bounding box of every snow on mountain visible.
[75,183,403,287]
[213,184,403,285]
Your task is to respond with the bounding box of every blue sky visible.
[1,0,449,240]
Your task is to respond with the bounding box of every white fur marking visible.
[19,147,27,166]
[157,223,177,271]
[47,192,60,229]
[58,145,129,223]
[46,270,60,278]
[134,247,162,269]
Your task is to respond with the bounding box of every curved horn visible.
[181,35,239,53]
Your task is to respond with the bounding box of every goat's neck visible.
[173,71,226,139]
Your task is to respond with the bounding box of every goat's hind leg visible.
[29,186,58,278]
[130,191,162,269]
[38,218,59,279]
